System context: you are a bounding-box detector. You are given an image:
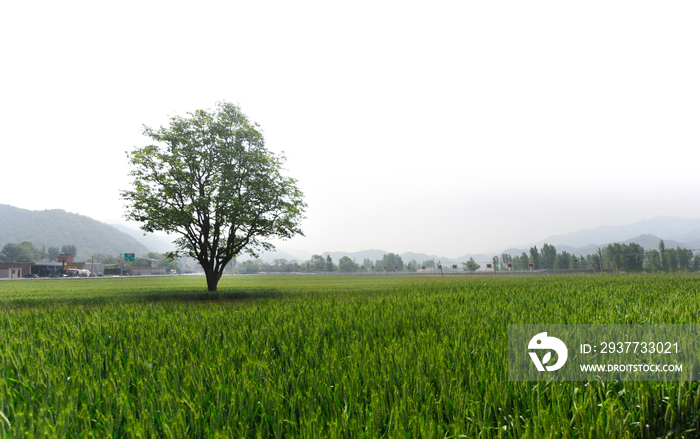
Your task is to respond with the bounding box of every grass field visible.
[1,274,699,438]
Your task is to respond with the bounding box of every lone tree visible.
[121,101,306,291]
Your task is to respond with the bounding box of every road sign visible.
[124,253,135,262]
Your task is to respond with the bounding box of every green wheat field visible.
[1,274,699,438]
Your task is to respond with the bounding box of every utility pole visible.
[598,248,604,275]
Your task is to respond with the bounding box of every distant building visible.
[57,254,74,263]
[0,261,78,278]
[83,262,106,275]
[125,267,167,276]
[32,262,64,276]
[0,263,28,278]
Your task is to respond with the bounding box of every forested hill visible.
[0,204,149,260]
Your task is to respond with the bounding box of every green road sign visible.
[124,253,135,262]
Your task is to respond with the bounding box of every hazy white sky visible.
[2,1,698,257]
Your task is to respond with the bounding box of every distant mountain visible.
[669,228,700,245]
[0,204,149,259]
[109,224,177,255]
[684,239,700,249]
[539,216,700,248]
[620,234,685,250]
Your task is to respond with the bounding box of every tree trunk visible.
[205,268,222,292]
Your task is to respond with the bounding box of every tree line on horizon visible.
[234,241,699,274]
[235,253,408,274]
[502,241,699,273]
[0,242,78,263]
[4,239,697,275]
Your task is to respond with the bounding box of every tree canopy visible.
[61,244,77,258]
[121,102,306,291]
[0,243,21,262]
[338,256,358,272]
